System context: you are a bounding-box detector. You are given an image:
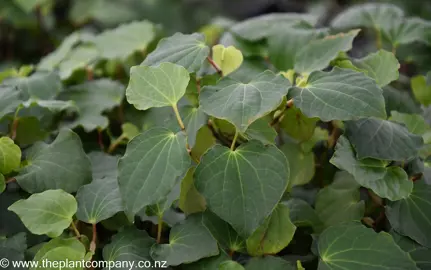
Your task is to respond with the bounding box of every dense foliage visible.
[1,1,431,269]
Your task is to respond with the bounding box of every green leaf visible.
[318,222,417,270]
[280,142,315,188]
[0,137,21,175]
[246,203,296,256]
[118,128,191,215]
[147,180,181,218]
[0,85,23,120]
[383,17,431,46]
[94,20,155,60]
[13,0,49,13]
[22,99,77,112]
[8,189,77,238]
[58,45,99,80]
[16,129,92,193]
[315,171,365,227]
[150,214,219,266]
[330,136,413,200]
[290,68,387,121]
[345,118,423,161]
[103,227,155,269]
[179,167,206,215]
[76,177,123,224]
[195,141,289,237]
[183,252,230,270]
[88,151,119,179]
[245,256,295,270]
[331,3,404,32]
[212,45,243,76]
[285,199,324,233]
[8,72,61,100]
[200,71,290,132]
[0,233,26,270]
[230,13,318,41]
[0,173,4,194]
[244,116,277,144]
[411,73,431,106]
[294,30,360,73]
[219,261,245,270]
[301,127,329,153]
[191,125,216,162]
[121,123,140,141]
[280,107,318,142]
[181,105,207,147]
[384,86,422,115]
[59,79,124,132]
[389,112,431,135]
[127,63,189,110]
[31,237,86,270]
[392,231,431,270]
[202,211,245,253]
[386,181,431,248]
[353,50,400,87]
[143,33,210,73]
[268,28,319,71]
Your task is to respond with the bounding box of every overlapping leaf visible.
[195,141,289,237]
[411,72,431,106]
[200,70,290,132]
[345,118,423,161]
[280,142,315,188]
[386,181,431,248]
[118,128,191,215]
[142,33,210,73]
[179,167,206,215]
[285,199,324,233]
[289,68,387,121]
[8,190,77,238]
[212,45,243,76]
[245,256,295,270]
[317,222,417,269]
[16,129,92,193]
[0,137,21,175]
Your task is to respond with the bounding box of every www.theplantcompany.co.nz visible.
[0,257,168,269]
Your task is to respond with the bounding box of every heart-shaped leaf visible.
[345,118,423,161]
[195,141,289,237]
[16,129,92,193]
[127,62,189,110]
[142,33,210,73]
[76,177,123,224]
[0,137,21,175]
[8,189,77,238]
[290,68,387,121]
[200,71,290,132]
[150,214,219,266]
[317,222,417,269]
[386,181,431,248]
[118,127,191,215]
[212,45,243,76]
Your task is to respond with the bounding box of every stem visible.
[207,56,223,76]
[375,28,382,49]
[107,135,125,154]
[230,131,239,151]
[270,99,294,126]
[228,250,235,257]
[9,106,22,140]
[86,67,94,81]
[196,78,201,94]
[172,104,185,131]
[368,189,383,207]
[90,224,97,253]
[70,221,81,238]
[157,216,163,244]
[97,129,104,151]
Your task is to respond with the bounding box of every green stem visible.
[375,28,382,49]
[172,104,185,131]
[231,131,239,151]
[157,216,163,244]
[107,135,125,154]
[70,221,81,238]
[9,106,22,140]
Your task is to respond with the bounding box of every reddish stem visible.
[90,224,97,253]
[207,57,223,76]
[97,129,105,151]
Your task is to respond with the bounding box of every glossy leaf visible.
[345,118,423,161]
[392,231,431,269]
[8,190,77,238]
[76,177,123,224]
[127,62,189,110]
[150,214,219,266]
[315,171,365,227]
[195,141,289,237]
[290,68,386,122]
[200,70,290,132]
[386,181,431,248]
[246,203,296,256]
[294,30,360,73]
[212,45,243,76]
[142,33,210,73]
[118,128,191,215]
[0,137,21,175]
[317,222,417,270]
